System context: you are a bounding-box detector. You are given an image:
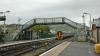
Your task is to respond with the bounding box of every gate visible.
[76,23,87,42]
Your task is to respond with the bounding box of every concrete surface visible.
[59,42,100,56]
[39,41,71,56]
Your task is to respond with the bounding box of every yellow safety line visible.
[51,42,71,56]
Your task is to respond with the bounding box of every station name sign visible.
[0,16,6,21]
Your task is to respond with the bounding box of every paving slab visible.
[59,42,100,56]
[39,41,70,56]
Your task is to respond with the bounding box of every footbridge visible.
[6,17,88,42]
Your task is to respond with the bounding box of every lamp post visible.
[82,15,87,41]
[18,17,21,30]
[82,15,85,24]
[83,13,91,28]
[83,12,92,38]
[0,11,10,43]
[0,11,10,29]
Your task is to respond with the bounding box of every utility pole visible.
[18,17,21,30]
[0,11,10,43]
[83,12,92,38]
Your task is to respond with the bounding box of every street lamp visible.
[18,17,21,30]
[0,11,10,28]
[82,15,87,41]
[83,12,92,38]
[82,15,85,24]
[83,13,91,29]
[0,11,10,43]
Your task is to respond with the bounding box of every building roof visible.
[93,18,100,27]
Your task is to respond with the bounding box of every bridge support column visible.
[62,17,65,23]
[76,23,78,41]
[21,25,24,40]
[29,31,32,40]
[34,19,36,23]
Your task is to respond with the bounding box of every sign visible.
[89,30,92,32]
[90,21,100,24]
[32,44,36,51]
[2,28,7,30]
[0,16,6,21]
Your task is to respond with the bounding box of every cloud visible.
[0,0,100,26]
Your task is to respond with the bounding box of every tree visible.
[31,25,50,34]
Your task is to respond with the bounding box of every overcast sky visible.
[0,0,100,26]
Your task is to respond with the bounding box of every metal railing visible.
[6,17,87,41]
[6,25,17,41]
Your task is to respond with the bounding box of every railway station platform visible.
[40,42,100,56]
[0,37,55,47]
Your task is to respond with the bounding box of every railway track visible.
[0,36,75,56]
[20,36,76,56]
[0,38,55,56]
